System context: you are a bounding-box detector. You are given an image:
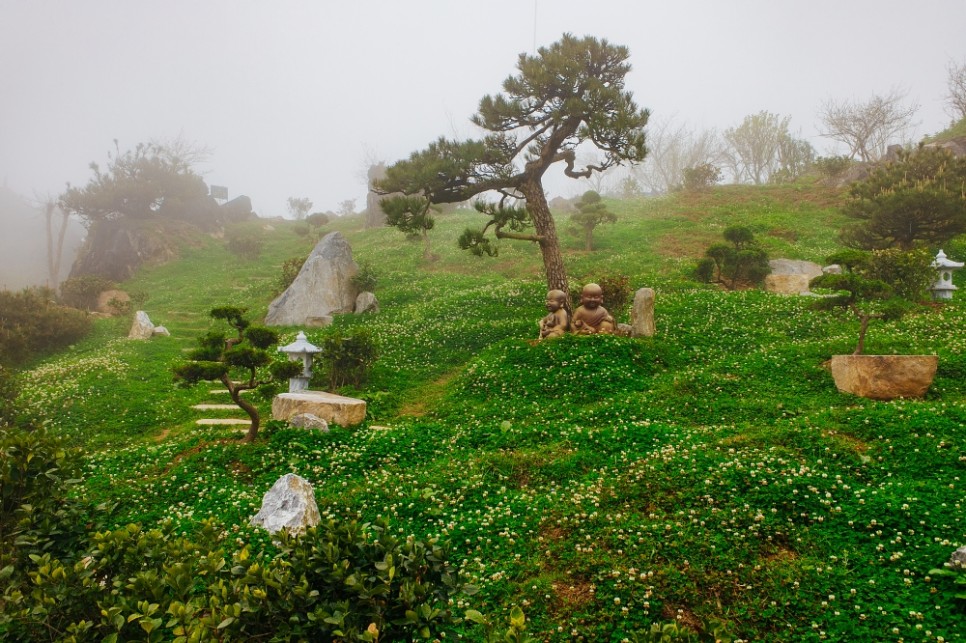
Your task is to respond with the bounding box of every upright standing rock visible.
[630,288,655,337]
[265,232,359,326]
[128,311,156,339]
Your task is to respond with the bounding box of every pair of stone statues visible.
[539,283,616,339]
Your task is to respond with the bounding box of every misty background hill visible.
[0,186,84,290]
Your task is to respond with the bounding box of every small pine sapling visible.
[173,306,302,442]
[809,250,917,355]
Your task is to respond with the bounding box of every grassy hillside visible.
[13,184,966,641]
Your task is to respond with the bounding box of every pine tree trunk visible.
[520,179,569,298]
[224,375,260,442]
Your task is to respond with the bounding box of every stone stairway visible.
[192,389,251,429]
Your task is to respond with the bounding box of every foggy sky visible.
[2,0,965,217]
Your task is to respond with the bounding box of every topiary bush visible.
[697,225,770,290]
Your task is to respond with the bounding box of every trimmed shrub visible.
[225,229,264,260]
[0,288,92,366]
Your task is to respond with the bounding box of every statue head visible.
[580,283,604,309]
[545,289,566,312]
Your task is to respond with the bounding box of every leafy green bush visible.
[315,327,379,390]
[277,254,308,294]
[0,366,18,427]
[1,515,467,642]
[570,272,632,320]
[0,424,87,575]
[0,288,92,366]
[352,261,379,292]
[867,247,935,301]
[680,163,721,191]
[306,212,330,227]
[814,155,852,182]
[225,228,265,260]
[59,275,116,310]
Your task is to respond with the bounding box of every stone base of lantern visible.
[272,391,367,427]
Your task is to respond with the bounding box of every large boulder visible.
[250,473,321,535]
[265,232,359,326]
[829,354,938,400]
[70,218,201,282]
[128,310,156,339]
[765,259,823,295]
[272,391,367,427]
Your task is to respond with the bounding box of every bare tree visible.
[40,198,71,290]
[338,199,356,217]
[286,197,312,220]
[633,116,722,193]
[722,111,793,185]
[945,59,966,121]
[818,88,919,162]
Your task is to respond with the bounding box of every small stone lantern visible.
[931,249,964,301]
[278,331,322,392]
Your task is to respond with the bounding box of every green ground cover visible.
[11,185,966,641]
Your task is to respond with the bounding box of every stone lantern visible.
[931,249,964,301]
[278,331,321,392]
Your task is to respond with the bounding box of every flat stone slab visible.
[191,404,239,410]
[196,418,251,425]
[272,391,367,427]
[830,354,938,400]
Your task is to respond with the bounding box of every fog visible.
[1,0,965,217]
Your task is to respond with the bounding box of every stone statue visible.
[572,283,616,334]
[538,289,569,339]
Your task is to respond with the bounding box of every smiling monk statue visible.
[571,282,616,335]
[538,289,570,339]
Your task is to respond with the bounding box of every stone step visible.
[208,388,251,395]
[191,404,240,411]
[195,418,251,426]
